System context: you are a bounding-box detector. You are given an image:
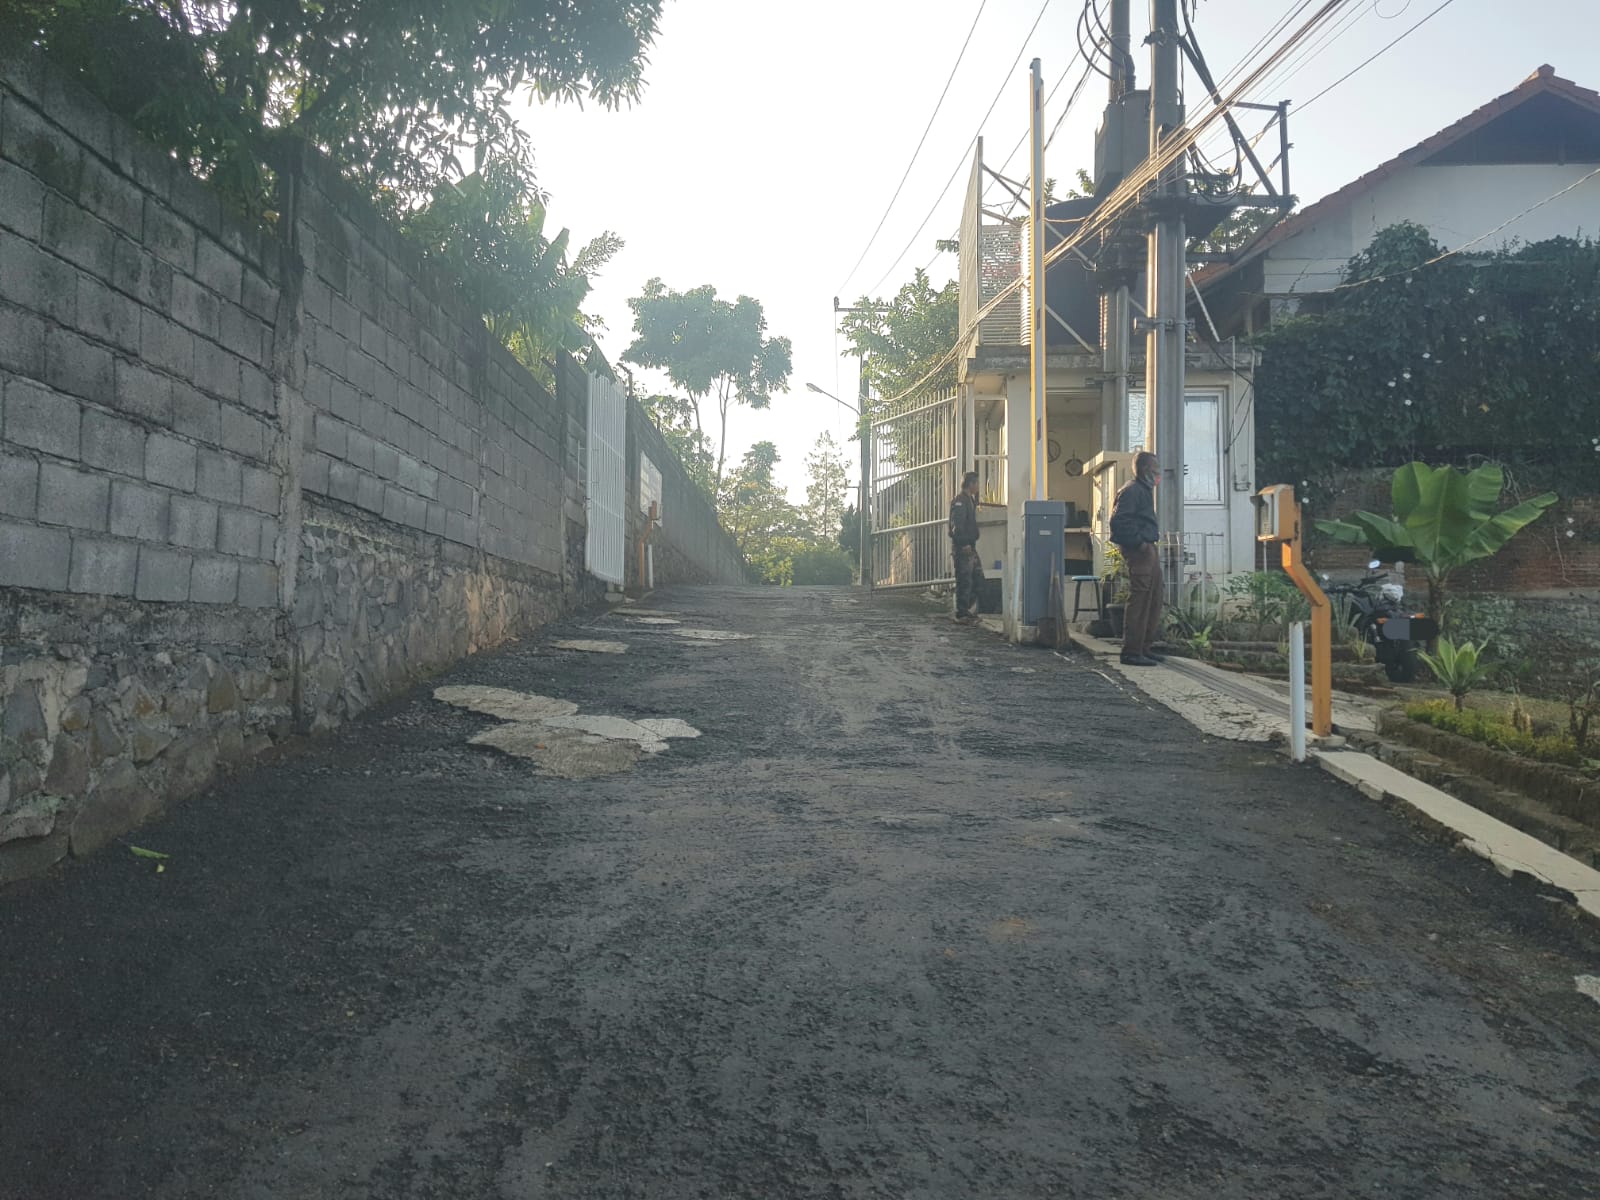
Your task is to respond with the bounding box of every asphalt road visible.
[4,585,1600,1199]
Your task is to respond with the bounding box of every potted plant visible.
[1100,544,1129,638]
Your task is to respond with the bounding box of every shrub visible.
[1417,637,1491,711]
[789,545,855,586]
[1223,571,1309,629]
[1405,701,1582,767]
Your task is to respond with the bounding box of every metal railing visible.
[869,388,959,590]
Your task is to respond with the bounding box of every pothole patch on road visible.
[621,616,680,625]
[552,639,629,654]
[674,629,753,641]
[433,686,700,779]
[1577,975,1600,1007]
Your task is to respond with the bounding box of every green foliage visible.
[1223,571,1309,629]
[1316,461,1557,619]
[1417,637,1492,711]
[8,0,663,217]
[790,545,855,586]
[1254,223,1600,491]
[402,164,621,387]
[623,280,792,485]
[1405,700,1582,767]
[837,504,862,562]
[802,433,851,542]
[838,269,959,403]
[1550,652,1600,752]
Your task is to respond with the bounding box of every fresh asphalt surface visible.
[3,586,1600,1199]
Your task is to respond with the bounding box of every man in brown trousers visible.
[1109,451,1164,666]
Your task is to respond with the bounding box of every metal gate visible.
[585,372,626,584]
[868,387,959,589]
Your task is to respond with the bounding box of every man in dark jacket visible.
[949,471,983,620]
[1109,452,1163,666]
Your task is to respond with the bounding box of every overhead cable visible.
[834,0,993,297]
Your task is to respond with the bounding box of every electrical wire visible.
[834,0,992,297]
[1297,0,1460,112]
[874,0,1357,410]
[859,0,1057,300]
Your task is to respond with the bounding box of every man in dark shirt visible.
[1109,452,1163,666]
[949,470,983,620]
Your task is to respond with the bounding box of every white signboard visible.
[640,453,663,525]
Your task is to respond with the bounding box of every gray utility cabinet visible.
[1021,499,1067,626]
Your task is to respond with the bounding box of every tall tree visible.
[802,433,850,541]
[7,0,664,217]
[838,268,959,402]
[623,280,793,486]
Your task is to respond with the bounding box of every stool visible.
[1069,575,1102,622]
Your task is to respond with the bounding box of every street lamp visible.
[805,381,870,589]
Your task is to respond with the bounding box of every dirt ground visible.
[3,585,1600,1199]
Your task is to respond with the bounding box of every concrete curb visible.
[1312,748,1600,923]
[1056,629,1600,925]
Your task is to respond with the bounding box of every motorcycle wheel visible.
[1384,647,1420,684]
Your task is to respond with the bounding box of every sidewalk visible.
[1063,627,1600,924]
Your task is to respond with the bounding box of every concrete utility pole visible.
[857,360,872,588]
[1144,0,1186,563]
[1028,58,1048,500]
[1100,0,1135,454]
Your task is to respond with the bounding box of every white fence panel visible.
[585,373,626,584]
[869,388,959,590]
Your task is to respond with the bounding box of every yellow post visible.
[1257,485,1333,738]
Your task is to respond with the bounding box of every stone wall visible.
[0,51,715,884]
[622,394,745,590]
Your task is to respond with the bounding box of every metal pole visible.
[1029,58,1047,502]
[859,356,872,589]
[1110,0,1133,97]
[1146,0,1185,568]
[1289,621,1307,762]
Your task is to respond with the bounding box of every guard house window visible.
[1126,391,1225,505]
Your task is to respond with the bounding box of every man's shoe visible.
[1120,654,1159,667]
[1147,652,1168,662]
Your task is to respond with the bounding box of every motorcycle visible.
[1322,559,1438,684]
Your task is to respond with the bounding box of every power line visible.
[858,0,1057,300]
[1298,0,1460,111]
[835,0,993,296]
[876,0,1357,408]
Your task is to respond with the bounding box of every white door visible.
[585,373,626,584]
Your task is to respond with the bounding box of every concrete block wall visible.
[623,396,745,589]
[1,52,687,883]
[0,53,284,612]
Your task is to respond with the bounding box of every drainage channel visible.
[1161,657,1297,723]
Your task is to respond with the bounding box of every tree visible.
[1315,462,1558,624]
[802,433,851,541]
[838,269,959,402]
[718,442,808,584]
[8,0,664,217]
[623,281,793,486]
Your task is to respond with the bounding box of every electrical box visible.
[1094,91,1151,195]
[1022,499,1067,626]
[1255,484,1298,542]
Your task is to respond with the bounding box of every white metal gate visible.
[585,372,626,584]
[868,387,959,590]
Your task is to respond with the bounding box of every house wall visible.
[1259,163,1600,298]
[0,51,734,882]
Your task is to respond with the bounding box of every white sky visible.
[521,0,1599,502]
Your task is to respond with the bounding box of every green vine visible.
[1253,223,1600,496]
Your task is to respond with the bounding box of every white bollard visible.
[1289,621,1307,762]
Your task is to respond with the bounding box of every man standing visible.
[949,470,983,620]
[1110,452,1164,666]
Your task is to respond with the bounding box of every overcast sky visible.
[520,0,1598,502]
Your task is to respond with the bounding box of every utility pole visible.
[1028,58,1047,500]
[1144,0,1186,572]
[1100,0,1135,454]
[858,359,872,588]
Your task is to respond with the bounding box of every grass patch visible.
[1405,700,1584,768]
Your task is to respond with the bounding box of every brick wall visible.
[1,51,727,882]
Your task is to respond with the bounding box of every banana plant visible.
[1418,638,1492,711]
[1315,462,1557,624]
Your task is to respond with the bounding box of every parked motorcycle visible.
[1322,560,1438,683]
